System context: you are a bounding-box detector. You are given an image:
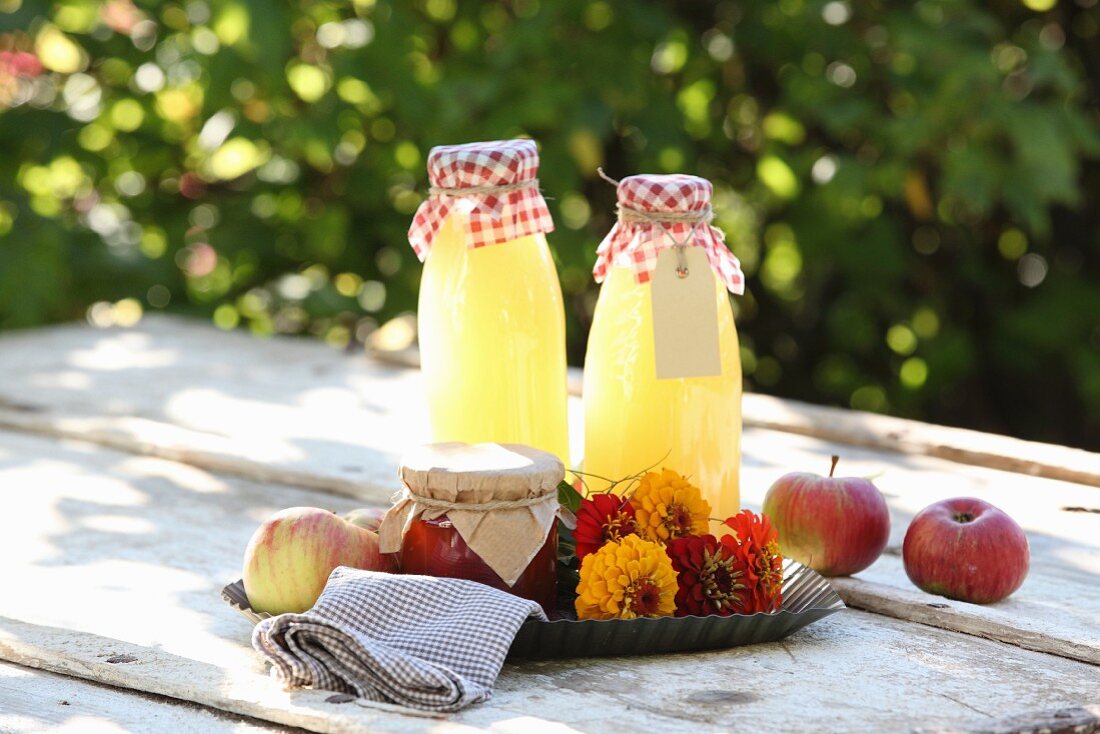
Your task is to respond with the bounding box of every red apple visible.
[243,507,388,615]
[344,507,387,533]
[762,456,891,577]
[902,497,1029,604]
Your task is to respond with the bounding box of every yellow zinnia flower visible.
[575,535,678,620]
[631,469,711,543]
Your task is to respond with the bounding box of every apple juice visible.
[584,264,743,522]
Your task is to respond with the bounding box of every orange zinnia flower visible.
[720,510,784,613]
[632,469,711,544]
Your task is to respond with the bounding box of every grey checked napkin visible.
[251,566,546,712]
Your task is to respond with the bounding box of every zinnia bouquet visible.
[559,469,785,620]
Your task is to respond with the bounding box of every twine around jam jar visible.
[393,486,558,513]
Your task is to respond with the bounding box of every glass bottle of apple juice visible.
[408,139,570,465]
[583,174,745,523]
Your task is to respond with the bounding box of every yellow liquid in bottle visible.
[583,264,742,524]
[417,214,570,465]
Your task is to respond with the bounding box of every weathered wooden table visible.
[1,316,1098,733]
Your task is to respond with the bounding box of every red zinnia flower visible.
[666,534,747,617]
[720,510,784,614]
[574,493,637,561]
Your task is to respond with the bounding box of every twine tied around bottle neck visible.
[428,178,541,197]
[597,167,722,279]
[394,485,558,513]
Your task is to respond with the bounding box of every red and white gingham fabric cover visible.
[592,174,745,295]
[407,139,554,260]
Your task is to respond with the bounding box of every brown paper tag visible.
[650,247,722,379]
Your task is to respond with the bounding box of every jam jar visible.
[378,442,564,616]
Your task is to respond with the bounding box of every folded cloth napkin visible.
[251,566,546,712]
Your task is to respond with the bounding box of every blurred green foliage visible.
[0,0,1098,449]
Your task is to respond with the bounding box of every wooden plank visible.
[6,601,1100,734]
[830,561,1099,667]
[740,392,1100,489]
[0,319,1098,666]
[3,429,1100,733]
[0,660,291,733]
[918,705,1100,734]
[0,410,394,504]
[0,617,450,734]
[0,317,429,502]
[0,429,371,673]
[1,317,1096,492]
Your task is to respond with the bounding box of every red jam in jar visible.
[400,515,558,616]
[378,443,566,618]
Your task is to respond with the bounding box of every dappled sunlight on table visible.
[68,332,178,372]
[0,433,377,676]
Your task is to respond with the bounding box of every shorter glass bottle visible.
[378,442,563,615]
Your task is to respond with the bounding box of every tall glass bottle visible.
[583,174,745,522]
[408,140,569,464]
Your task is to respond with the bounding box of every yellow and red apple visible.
[243,506,388,615]
[344,507,387,533]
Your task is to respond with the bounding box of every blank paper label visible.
[650,247,722,380]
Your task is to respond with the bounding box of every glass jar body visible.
[416,214,570,465]
[399,515,558,615]
[583,264,743,526]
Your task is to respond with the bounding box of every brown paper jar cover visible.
[378,442,564,586]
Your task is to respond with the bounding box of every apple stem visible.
[829,455,839,478]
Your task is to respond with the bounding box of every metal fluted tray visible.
[222,581,271,626]
[509,560,844,659]
[222,559,844,660]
